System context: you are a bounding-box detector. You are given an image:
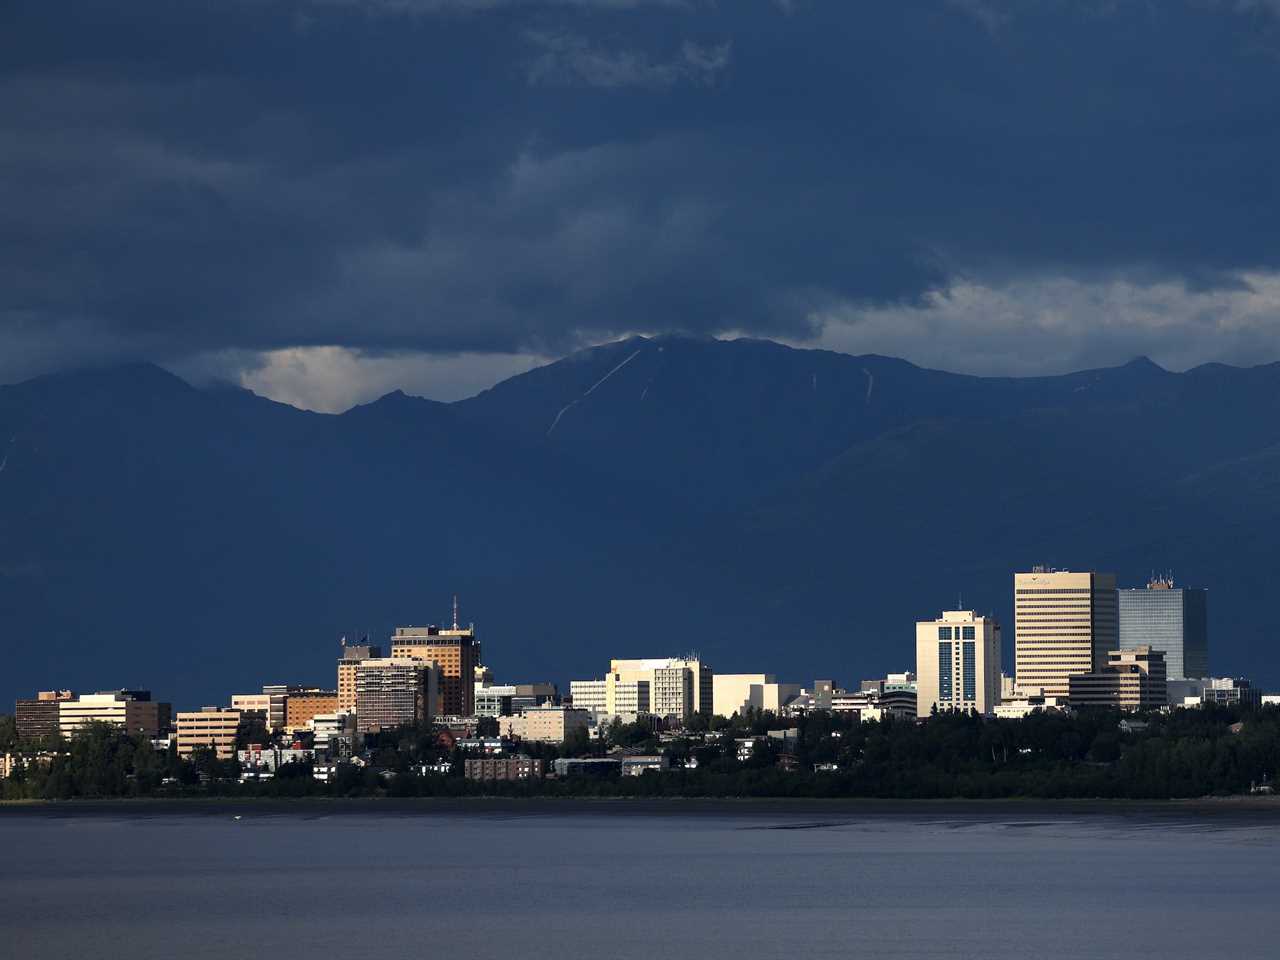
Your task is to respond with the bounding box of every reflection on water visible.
[3,806,1278,960]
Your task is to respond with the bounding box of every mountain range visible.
[3,335,1280,709]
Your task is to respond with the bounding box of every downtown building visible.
[390,622,480,718]
[354,657,438,734]
[14,690,74,741]
[916,610,1001,717]
[499,705,589,744]
[474,681,558,718]
[59,690,170,740]
[337,643,382,713]
[1067,646,1168,711]
[176,707,241,760]
[1118,577,1208,682]
[1014,568,1118,699]
[712,674,802,719]
[571,657,712,725]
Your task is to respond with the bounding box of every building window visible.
[939,643,953,699]
[962,626,976,640]
[938,627,952,641]
[963,642,976,701]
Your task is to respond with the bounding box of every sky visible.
[4,0,1280,411]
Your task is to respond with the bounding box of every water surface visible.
[3,802,1277,959]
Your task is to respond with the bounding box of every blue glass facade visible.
[1118,586,1208,681]
[962,642,976,701]
[938,642,952,699]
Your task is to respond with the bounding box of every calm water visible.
[2,802,1279,959]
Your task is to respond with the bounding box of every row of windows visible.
[937,626,978,640]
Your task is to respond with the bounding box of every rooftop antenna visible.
[452,594,460,630]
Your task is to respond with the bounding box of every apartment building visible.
[465,757,544,781]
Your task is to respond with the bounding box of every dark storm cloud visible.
[3,0,1280,381]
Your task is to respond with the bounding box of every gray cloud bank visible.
[4,0,1280,402]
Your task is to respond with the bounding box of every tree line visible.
[2,705,1279,801]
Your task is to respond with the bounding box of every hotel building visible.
[916,610,1001,716]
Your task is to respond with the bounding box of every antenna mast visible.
[452,594,460,630]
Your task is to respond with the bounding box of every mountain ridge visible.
[3,338,1280,708]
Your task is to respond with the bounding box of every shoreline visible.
[3,794,1280,819]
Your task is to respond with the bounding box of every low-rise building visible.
[455,737,508,755]
[286,691,339,733]
[993,695,1068,719]
[176,707,241,760]
[15,691,74,741]
[1196,677,1261,708]
[465,756,544,781]
[59,691,169,739]
[501,706,589,744]
[1068,646,1168,711]
[552,757,620,778]
[620,754,669,776]
[712,674,803,718]
[237,745,313,772]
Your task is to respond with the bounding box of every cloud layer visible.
[4,0,1280,403]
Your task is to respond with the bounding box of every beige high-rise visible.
[1014,569,1118,698]
[916,611,1001,717]
[390,626,480,717]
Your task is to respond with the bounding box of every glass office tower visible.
[1118,578,1208,681]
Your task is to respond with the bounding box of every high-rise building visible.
[337,643,382,713]
[15,690,74,741]
[354,657,437,734]
[390,624,480,718]
[59,691,169,739]
[1014,568,1118,698]
[1067,646,1168,711]
[916,611,1001,717]
[474,682,558,718]
[176,707,241,759]
[1118,578,1208,681]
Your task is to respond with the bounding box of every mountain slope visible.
[3,340,1280,708]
